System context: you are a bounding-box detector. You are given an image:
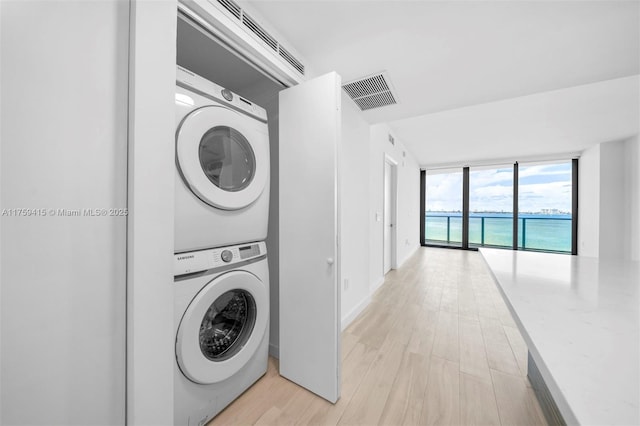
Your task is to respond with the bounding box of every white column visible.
[127,1,177,424]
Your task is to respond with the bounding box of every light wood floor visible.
[209,247,548,426]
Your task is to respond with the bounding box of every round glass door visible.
[199,126,255,192]
[175,270,268,384]
[200,289,256,362]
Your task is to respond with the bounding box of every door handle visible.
[326,257,334,265]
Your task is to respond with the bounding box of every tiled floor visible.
[210,247,547,425]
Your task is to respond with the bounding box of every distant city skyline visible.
[425,162,572,213]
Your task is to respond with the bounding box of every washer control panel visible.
[174,241,266,276]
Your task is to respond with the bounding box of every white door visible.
[383,161,393,274]
[279,72,341,403]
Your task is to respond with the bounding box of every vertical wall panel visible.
[1,1,129,424]
[127,1,176,424]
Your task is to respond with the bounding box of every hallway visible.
[211,247,547,425]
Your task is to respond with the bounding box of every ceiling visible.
[245,0,639,166]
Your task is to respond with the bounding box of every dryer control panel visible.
[174,241,267,276]
[176,66,268,123]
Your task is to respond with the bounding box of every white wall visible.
[340,94,371,329]
[578,144,601,257]
[624,135,640,261]
[396,147,421,266]
[599,140,626,259]
[578,135,639,260]
[369,124,421,292]
[1,1,128,424]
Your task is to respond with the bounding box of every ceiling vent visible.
[217,0,241,19]
[215,0,305,75]
[342,72,398,111]
[242,13,278,52]
[278,46,305,75]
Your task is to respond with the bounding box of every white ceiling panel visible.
[245,0,639,164]
[390,76,639,167]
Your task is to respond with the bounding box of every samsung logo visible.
[177,255,194,261]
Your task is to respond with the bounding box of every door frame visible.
[383,154,398,274]
[127,1,177,424]
[127,1,309,423]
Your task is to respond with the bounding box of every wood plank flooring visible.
[209,247,547,426]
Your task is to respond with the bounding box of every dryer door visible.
[176,106,269,210]
[176,270,268,384]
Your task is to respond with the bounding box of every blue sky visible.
[426,162,572,213]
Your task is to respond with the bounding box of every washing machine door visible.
[176,105,269,210]
[176,270,268,384]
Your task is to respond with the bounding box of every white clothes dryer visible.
[175,66,270,253]
[174,241,269,426]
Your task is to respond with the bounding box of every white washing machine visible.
[174,241,269,426]
[175,66,270,253]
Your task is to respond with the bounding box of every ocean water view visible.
[425,212,572,252]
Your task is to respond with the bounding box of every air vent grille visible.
[217,0,241,19]
[211,1,306,75]
[343,75,389,99]
[343,72,398,111]
[353,92,397,111]
[279,46,305,74]
[242,13,278,51]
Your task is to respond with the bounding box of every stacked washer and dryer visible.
[173,65,271,426]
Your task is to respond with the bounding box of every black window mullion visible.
[513,162,519,250]
[420,170,426,246]
[572,158,579,255]
[462,167,469,249]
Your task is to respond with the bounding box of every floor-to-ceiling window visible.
[517,161,573,253]
[421,159,577,254]
[424,169,463,247]
[468,165,514,249]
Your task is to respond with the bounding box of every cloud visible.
[470,184,513,211]
[469,168,513,187]
[426,162,572,213]
[426,172,463,211]
[518,181,572,212]
[519,163,571,180]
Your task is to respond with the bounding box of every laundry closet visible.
[174,0,343,423]
[2,0,384,424]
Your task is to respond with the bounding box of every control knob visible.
[221,250,233,263]
[221,89,233,102]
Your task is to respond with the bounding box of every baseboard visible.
[397,244,420,269]
[370,276,385,293]
[268,343,279,359]
[341,295,371,331]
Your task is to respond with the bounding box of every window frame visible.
[420,159,578,255]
